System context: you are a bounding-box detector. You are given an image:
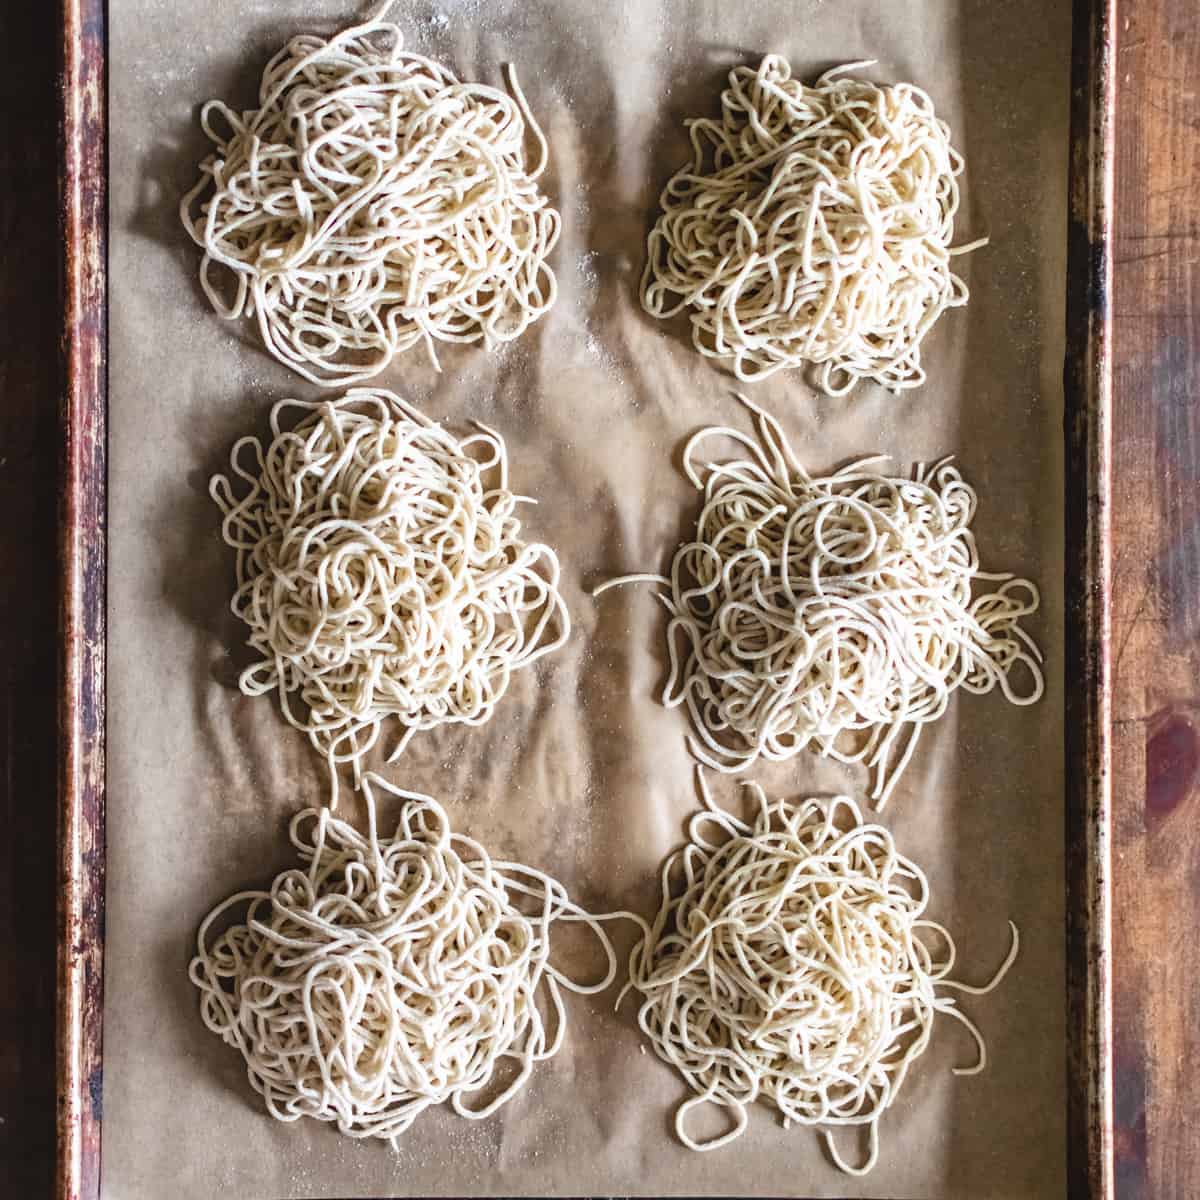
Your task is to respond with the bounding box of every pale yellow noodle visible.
[642,56,980,395]
[621,771,1018,1173]
[181,3,559,386]
[595,396,1044,807]
[190,774,619,1143]
[211,389,570,805]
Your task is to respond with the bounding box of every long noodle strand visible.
[181,3,559,386]
[211,389,569,804]
[622,772,1018,1172]
[642,56,980,394]
[595,396,1043,807]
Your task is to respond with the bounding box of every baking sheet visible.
[104,0,1070,1195]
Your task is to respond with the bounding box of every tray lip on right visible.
[1063,0,1116,1197]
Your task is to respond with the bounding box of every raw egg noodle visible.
[596,396,1044,808]
[642,56,981,395]
[621,773,1018,1173]
[181,3,559,386]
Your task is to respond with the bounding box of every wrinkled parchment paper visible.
[105,0,1070,1195]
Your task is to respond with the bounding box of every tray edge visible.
[58,0,108,1198]
[1064,0,1116,1198]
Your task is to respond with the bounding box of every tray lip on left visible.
[58,0,107,1198]
[57,1,1113,1197]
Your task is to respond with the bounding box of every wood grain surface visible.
[0,0,1193,1196]
[1110,2,1200,1198]
[0,2,65,1198]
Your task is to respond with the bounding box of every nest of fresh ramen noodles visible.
[180,3,559,386]
[641,56,981,395]
[190,775,618,1142]
[595,397,1043,807]
[211,389,569,802]
[622,773,1017,1173]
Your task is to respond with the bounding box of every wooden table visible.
[0,2,65,1196]
[1110,3,1200,1197]
[0,1,1194,1195]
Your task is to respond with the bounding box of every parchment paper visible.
[105,0,1070,1195]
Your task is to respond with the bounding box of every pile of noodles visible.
[642,56,981,394]
[211,389,569,803]
[596,397,1043,806]
[181,4,559,385]
[191,775,619,1143]
[622,774,1017,1173]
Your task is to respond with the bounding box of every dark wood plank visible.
[1111,1,1200,1198]
[0,1,68,1197]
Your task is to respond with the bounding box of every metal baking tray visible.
[56,0,1115,1195]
